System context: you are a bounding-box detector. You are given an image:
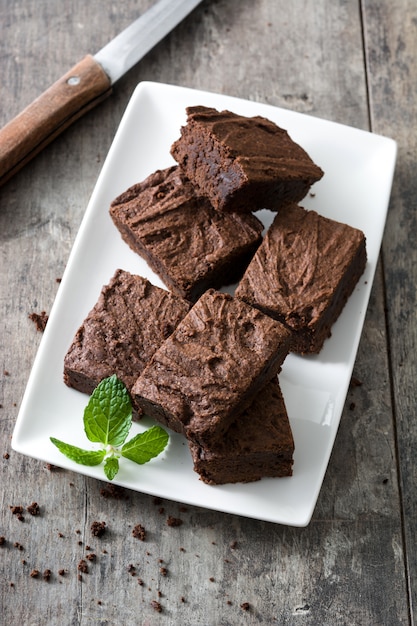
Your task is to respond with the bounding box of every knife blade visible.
[0,0,203,188]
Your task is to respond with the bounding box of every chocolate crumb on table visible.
[150,600,163,612]
[166,516,183,527]
[28,311,49,332]
[27,502,40,516]
[10,505,24,516]
[132,524,146,541]
[78,560,89,574]
[90,521,106,537]
[100,484,128,500]
[43,569,51,582]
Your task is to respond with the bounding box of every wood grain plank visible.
[362,0,417,622]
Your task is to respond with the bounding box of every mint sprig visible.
[51,375,168,480]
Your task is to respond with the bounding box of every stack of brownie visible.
[64,105,367,485]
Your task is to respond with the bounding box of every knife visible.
[0,0,203,187]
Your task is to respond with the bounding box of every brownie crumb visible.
[160,567,168,577]
[27,502,40,516]
[30,569,40,578]
[230,540,238,549]
[137,578,144,586]
[43,569,51,582]
[180,596,186,603]
[10,505,25,522]
[78,560,89,574]
[100,484,128,500]
[150,600,162,613]
[14,542,24,550]
[241,602,250,611]
[350,376,363,388]
[166,516,183,527]
[91,521,106,537]
[10,505,24,516]
[132,524,146,541]
[349,402,356,410]
[0,536,6,546]
[153,497,163,506]
[3,452,10,459]
[28,311,49,332]
[86,553,96,562]
[58,569,66,576]
[127,564,136,575]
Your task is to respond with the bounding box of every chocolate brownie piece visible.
[170,106,324,213]
[63,270,191,406]
[189,377,294,485]
[132,289,293,446]
[235,205,367,354]
[109,166,263,302]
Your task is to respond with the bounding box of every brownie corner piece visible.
[63,269,191,401]
[235,205,367,354]
[132,289,293,446]
[170,105,324,213]
[189,377,294,485]
[109,165,263,301]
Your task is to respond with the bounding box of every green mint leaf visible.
[121,425,169,465]
[83,375,132,446]
[104,456,119,481]
[50,437,106,466]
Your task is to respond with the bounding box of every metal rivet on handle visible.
[67,76,80,86]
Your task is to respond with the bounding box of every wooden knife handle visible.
[0,55,112,187]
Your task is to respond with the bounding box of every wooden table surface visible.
[1,1,415,624]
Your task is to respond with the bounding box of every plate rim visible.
[11,81,397,527]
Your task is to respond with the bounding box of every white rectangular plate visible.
[12,82,397,526]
